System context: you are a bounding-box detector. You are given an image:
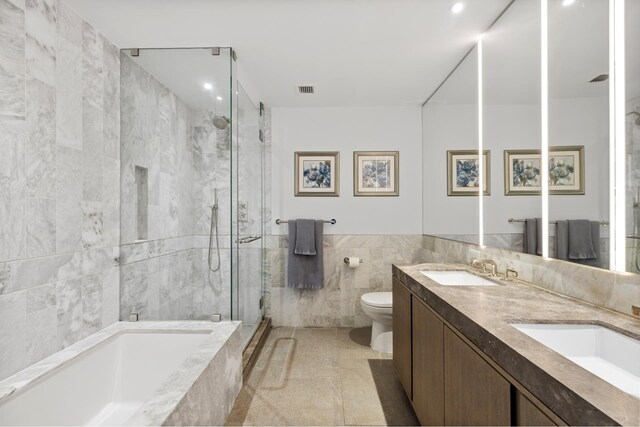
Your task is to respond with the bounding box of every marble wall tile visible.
[25,282,56,364]
[25,77,56,198]
[268,234,427,327]
[82,103,103,202]
[81,275,102,338]
[81,201,104,249]
[101,266,119,326]
[102,39,119,159]
[56,201,81,253]
[55,145,81,200]
[120,261,149,320]
[55,1,81,149]
[0,263,11,295]
[26,197,55,257]
[0,291,26,379]
[102,157,119,246]
[0,0,26,118]
[0,3,121,380]
[0,117,26,261]
[25,0,56,86]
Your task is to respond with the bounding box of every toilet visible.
[360,292,393,353]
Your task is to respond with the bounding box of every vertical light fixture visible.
[478,36,484,247]
[541,0,549,258]
[610,0,626,271]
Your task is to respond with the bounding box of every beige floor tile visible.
[263,327,296,349]
[284,348,339,379]
[228,378,345,426]
[340,358,418,426]
[337,326,373,349]
[227,327,417,426]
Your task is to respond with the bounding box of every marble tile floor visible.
[226,326,419,426]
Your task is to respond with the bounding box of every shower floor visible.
[226,326,418,426]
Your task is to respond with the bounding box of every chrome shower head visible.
[213,115,229,130]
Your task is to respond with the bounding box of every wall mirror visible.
[422,0,638,277]
[627,0,640,274]
[422,46,479,244]
[547,0,610,269]
[482,0,542,254]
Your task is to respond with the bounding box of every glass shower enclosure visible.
[119,47,265,347]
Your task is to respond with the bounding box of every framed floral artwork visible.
[447,150,491,196]
[504,146,584,195]
[504,149,542,195]
[294,151,340,196]
[353,151,399,196]
[549,145,584,195]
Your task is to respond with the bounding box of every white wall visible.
[422,97,609,236]
[271,107,422,235]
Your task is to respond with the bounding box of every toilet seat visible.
[361,292,392,308]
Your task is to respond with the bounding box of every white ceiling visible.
[64,0,511,108]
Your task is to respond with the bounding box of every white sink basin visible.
[512,323,640,398]
[420,270,497,286]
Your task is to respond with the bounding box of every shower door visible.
[231,83,265,346]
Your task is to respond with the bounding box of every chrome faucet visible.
[471,259,498,276]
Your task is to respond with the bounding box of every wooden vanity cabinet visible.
[514,390,557,426]
[412,298,444,425]
[392,277,412,399]
[393,276,562,426]
[444,326,511,426]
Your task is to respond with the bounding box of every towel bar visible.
[508,218,609,227]
[276,218,336,225]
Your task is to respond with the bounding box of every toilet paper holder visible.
[344,257,363,264]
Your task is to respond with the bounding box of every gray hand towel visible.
[287,220,324,289]
[556,220,569,260]
[523,219,538,255]
[536,218,543,256]
[568,220,597,260]
[293,219,317,256]
[576,221,601,267]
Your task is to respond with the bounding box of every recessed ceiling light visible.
[450,2,464,14]
[216,96,223,101]
[203,83,213,90]
[562,0,575,6]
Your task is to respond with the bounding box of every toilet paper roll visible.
[348,257,360,268]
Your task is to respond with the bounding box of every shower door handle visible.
[236,235,262,244]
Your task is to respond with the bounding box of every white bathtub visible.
[0,321,242,426]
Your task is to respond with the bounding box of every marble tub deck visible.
[226,326,419,426]
[0,321,243,426]
[394,263,640,426]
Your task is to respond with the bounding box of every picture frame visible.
[504,149,542,195]
[446,150,491,196]
[353,151,399,196]
[504,146,584,195]
[549,145,585,195]
[294,151,340,197]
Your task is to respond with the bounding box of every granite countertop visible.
[393,263,640,426]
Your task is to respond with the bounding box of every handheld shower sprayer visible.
[208,189,221,272]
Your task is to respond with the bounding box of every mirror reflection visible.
[627,0,640,274]
[422,0,637,277]
[483,0,542,254]
[547,0,610,269]
[422,47,479,245]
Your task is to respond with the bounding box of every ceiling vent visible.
[297,85,315,94]
[589,74,609,83]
